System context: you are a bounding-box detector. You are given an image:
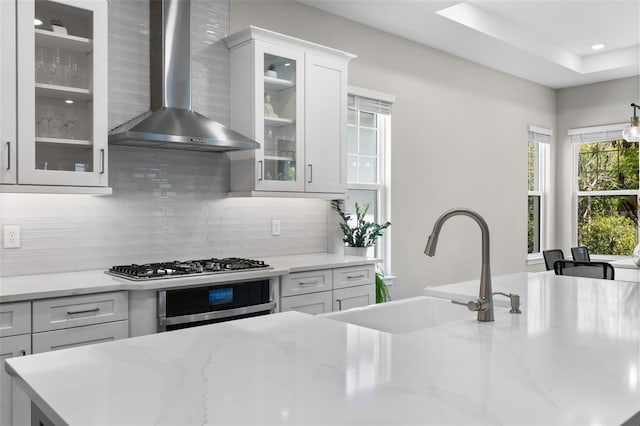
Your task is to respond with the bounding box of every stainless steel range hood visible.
[108,0,259,152]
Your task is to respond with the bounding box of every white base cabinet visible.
[0,302,31,426]
[1,292,129,425]
[333,285,375,312]
[279,264,376,315]
[32,320,128,353]
[280,291,333,315]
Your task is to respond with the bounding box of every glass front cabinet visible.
[225,26,355,197]
[1,0,108,191]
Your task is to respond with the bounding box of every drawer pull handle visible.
[6,141,10,170]
[67,307,100,316]
[347,274,365,279]
[299,280,318,286]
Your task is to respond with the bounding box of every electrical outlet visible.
[4,225,21,249]
[271,219,281,236]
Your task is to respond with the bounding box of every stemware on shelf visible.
[46,48,62,85]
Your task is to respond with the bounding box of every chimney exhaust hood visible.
[108,0,259,152]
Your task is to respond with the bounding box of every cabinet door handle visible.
[307,164,312,183]
[5,141,10,170]
[19,350,26,356]
[67,307,100,316]
[258,160,263,181]
[336,299,342,310]
[100,149,105,174]
[347,274,365,279]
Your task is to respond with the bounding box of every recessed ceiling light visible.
[34,18,43,26]
[591,43,606,51]
[64,99,74,104]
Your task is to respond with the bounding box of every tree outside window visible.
[575,139,639,255]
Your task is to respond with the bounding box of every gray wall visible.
[231,0,556,299]
[555,76,640,253]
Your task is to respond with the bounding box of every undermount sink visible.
[321,295,475,333]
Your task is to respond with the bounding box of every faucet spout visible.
[424,208,494,322]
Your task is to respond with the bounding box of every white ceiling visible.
[297,0,640,89]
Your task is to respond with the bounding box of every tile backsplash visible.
[0,0,332,277]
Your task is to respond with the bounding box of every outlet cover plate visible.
[4,225,21,248]
[271,220,281,236]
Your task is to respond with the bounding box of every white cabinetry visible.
[0,302,31,426]
[279,264,375,314]
[0,0,17,184]
[32,291,128,352]
[225,26,355,198]
[1,0,110,194]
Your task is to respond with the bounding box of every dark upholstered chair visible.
[543,249,564,271]
[571,246,591,261]
[553,260,615,280]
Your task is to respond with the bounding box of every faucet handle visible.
[492,292,522,314]
[451,298,490,312]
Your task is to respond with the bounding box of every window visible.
[528,126,551,258]
[570,125,639,255]
[346,87,394,275]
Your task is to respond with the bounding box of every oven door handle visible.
[158,302,277,328]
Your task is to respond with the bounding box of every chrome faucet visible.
[424,208,494,322]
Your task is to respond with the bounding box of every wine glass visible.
[63,118,77,139]
[38,108,56,137]
[65,53,79,87]
[46,49,61,85]
[35,48,46,83]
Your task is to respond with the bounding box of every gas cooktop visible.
[106,258,271,281]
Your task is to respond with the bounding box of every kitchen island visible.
[5,272,640,425]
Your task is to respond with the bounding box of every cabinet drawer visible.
[33,291,128,333]
[32,320,129,353]
[0,302,31,337]
[0,334,31,359]
[281,270,332,297]
[333,284,375,311]
[333,265,375,290]
[280,292,333,315]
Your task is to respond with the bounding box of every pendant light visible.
[622,103,640,142]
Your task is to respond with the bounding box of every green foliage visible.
[331,200,391,247]
[578,214,637,256]
[375,271,390,303]
[527,139,639,256]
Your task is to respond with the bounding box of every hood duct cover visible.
[108,0,259,152]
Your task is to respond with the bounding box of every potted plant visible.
[332,200,392,303]
[332,200,391,255]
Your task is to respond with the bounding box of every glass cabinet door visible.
[17,0,107,187]
[256,44,304,191]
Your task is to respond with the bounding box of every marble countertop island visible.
[6,273,640,425]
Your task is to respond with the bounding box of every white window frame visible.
[347,86,394,280]
[569,123,639,254]
[527,125,551,262]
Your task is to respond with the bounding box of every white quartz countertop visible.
[6,273,640,425]
[0,253,378,302]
